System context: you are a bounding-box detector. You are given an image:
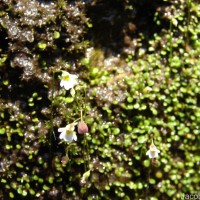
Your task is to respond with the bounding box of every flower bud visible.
[78,121,88,134]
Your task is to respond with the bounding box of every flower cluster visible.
[58,71,88,143]
[58,120,88,143]
[58,71,161,160]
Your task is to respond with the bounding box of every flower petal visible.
[63,81,71,90]
[58,127,66,132]
[73,133,77,141]
[146,150,150,156]
[156,149,160,153]
[64,132,74,143]
[59,131,66,140]
[65,123,75,131]
[60,80,64,87]
[149,153,154,159]
[70,74,78,79]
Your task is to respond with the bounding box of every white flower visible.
[58,123,77,143]
[60,71,78,90]
[146,140,160,159]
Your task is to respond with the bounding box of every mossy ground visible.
[0,0,200,199]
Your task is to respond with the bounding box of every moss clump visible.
[0,0,200,199]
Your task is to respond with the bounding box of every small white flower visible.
[146,140,160,159]
[60,71,78,90]
[58,123,77,143]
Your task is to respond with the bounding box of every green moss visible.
[0,0,199,199]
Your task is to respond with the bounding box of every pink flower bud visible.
[78,121,88,134]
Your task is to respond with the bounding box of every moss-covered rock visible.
[0,0,199,199]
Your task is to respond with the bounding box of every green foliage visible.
[0,0,200,199]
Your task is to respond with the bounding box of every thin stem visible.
[83,87,87,119]
[73,117,81,124]
[49,71,55,160]
[169,19,173,65]
[185,0,191,49]
[80,109,83,122]
[84,134,90,170]
[145,170,150,200]
[83,135,87,172]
